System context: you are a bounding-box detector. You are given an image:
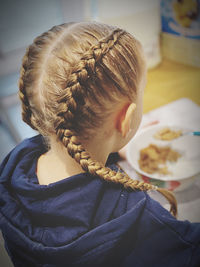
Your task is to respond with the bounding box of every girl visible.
[0,22,199,267]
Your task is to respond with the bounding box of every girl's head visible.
[19,21,145,141]
[19,21,177,216]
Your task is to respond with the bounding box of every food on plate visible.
[138,144,181,175]
[154,127,182,141]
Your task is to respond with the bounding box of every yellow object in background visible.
[173,0,198,28]
[161,0,200,68]
[143,58,200,113]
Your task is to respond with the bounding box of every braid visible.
[57,128,177,217]
[18,49,37,130]
[54,29,125,130]
[18,23,75,133]
[54,28,177,217]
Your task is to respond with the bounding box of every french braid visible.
[54,29,125,129]
[54,29,177,217]
[18,23,74,133]
[18,48,37,130]
[56,128,177,217]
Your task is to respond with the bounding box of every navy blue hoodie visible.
[0,135,200,267]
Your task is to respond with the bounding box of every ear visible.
[116,102,136,138]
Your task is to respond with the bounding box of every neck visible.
[36,132,116,185]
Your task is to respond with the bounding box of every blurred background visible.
[0,0,200,265]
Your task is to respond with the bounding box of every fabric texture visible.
[0,135,200,267]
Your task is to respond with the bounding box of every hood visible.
[0,135,148,266]
[1,135,199,267]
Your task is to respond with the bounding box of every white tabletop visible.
[119,98,200,222]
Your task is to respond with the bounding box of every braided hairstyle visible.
[18,22,177,217]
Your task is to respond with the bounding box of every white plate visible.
[126,124,200,181]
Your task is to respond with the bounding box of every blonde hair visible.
[19,22,177,216]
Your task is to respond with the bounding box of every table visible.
[143,58,200,113]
